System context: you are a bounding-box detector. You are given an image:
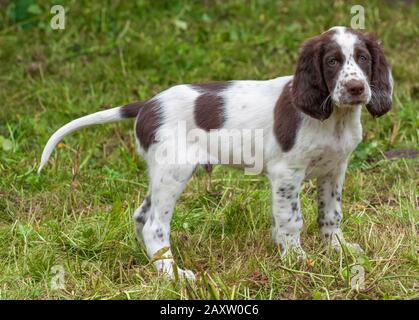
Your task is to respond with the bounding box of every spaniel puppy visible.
[38,26,393,280]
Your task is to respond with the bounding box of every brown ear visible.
[292,36,332,121]
[365,33,393,117]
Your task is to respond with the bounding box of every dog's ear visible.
[292,36,332,121]
[364,33,393,117]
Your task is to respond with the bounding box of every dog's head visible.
[292,26,393,120]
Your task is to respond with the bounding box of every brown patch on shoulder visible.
[192,81,230,131]
[274,81,302,152]
[135,99,162,151]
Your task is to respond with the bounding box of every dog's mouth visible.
[347,99,367,105]
[337,95,370,106]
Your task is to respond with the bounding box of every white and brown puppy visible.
[38,26,393,280]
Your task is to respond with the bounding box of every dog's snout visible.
[345,80,365,96]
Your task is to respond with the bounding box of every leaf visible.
[201,13,211,23]
[173,19,188,31]
[9,0,35,22]
[2,138,13,151]
[27,4,42,15]
[229,30,239,42]
[356,256,372,272]
[17,223,32,238]
[312,291,322,300]
[306,258,315,268]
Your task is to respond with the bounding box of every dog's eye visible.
[359,55,368,62]
[328,58,338,66]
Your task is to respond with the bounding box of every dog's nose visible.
[345,80,365,96]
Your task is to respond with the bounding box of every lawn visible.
[0,0,417,299]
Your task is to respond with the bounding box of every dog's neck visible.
[331,104,362,118]
[324,104,361,122]
[302,104,362,135]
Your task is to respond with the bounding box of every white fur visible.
[38,107,123,173]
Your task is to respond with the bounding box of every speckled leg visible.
[317,161,363,253]
[132,192,151,244]
[268,167,306,259]
[142,164,196,280]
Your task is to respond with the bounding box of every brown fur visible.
[274,81,302,152]
[292,31,336,120]
[134,100,162,151]
[120,101,143,118]
[192,81,230,92]
[363,33,393,117]
[322,41,345,93]
[192,81,230,131]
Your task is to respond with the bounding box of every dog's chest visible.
[303,117,362,177]
[305,145,347,177]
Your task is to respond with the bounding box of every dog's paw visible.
[292,246,307,262]
[331,241,364,254]
[176,268,196,281]
[159,264,196,281]
[343,242,364,253]
[322,229,363,255]
[278,243,307,261]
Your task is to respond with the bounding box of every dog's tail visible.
[37,102,143,174]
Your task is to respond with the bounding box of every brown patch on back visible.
[120,101,144,118]
[192,81,230,131]
[274,81,302,152]
[135,99,162,151]
[192,81,230,92]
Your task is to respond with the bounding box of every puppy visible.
[38,27,393,279]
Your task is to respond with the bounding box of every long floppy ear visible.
[365,33,393,117]
[292,36,332,121]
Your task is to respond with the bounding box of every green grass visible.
[0,0,418,299]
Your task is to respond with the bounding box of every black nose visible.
[345,80,365,96]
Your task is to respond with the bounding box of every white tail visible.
[38,107,124,173]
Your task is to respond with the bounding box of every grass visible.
[0,0,418,299]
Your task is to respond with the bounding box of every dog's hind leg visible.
[142,163,196,280]
[133,192,151,244]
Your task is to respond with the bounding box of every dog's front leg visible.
[317,161,363,253]
[268,166,306,259]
